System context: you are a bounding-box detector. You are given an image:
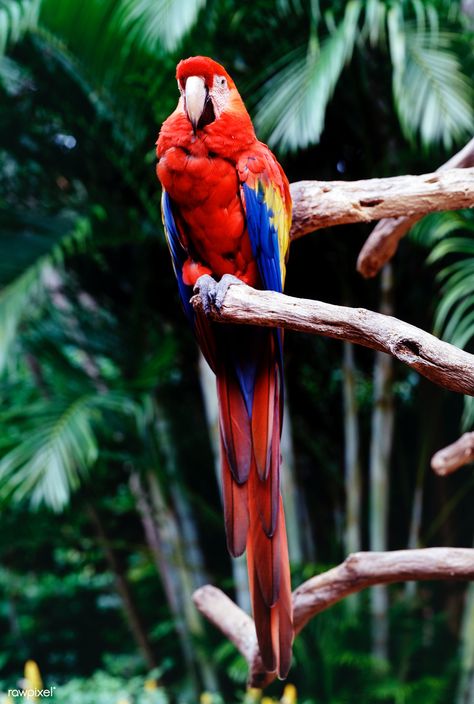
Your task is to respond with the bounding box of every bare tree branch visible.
[356,137,474,278]
[192,281,474,396]
[289,165,474,242]
[431,432,474,476]
[192,585,257,665]
[193,548,474,688]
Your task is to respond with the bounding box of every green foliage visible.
[254,0,474,152]
[254,2,362,152]
[0,1,472,702]
[414,210,474,426]
[51,670,171,704]
[0,0,39,56]
[389,21,474,148]
[0,212,91,372]
[118,0,207,53]
[0,392,142,510]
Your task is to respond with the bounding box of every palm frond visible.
[0,391,141,511]
[411,211,470,247]
[0,396,99,510]
[417,210,474,427]
[117,0,207,53]
[254,1,362,153]
[361,0,387,47]
[0,0,39,55]
[388,8,474,148]
[0,213,91,373]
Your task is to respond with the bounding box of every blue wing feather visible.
[162,190,194,325]
[241,182,285,394]
[242,183,283,295]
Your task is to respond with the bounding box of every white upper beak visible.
[185,75,207,130]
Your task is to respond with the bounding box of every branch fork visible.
[193,548,474,687]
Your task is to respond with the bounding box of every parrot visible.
[156,56,293,678]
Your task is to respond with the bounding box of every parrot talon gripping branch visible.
[193,273,244,315]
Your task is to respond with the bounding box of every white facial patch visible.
[210,75,230,118]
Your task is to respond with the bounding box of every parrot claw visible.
[215,274,243,310]
[194,274,217,316]
[195,274,243,315]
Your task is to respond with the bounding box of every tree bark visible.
[289,167,474,242]
[369,265,394,661]
[457,580,474,704]
[145,470,218,692]
[431,432,474,475]
[192,281,474,397]
[280,397,306,565]
[356,138,474,278]
[154,403,209,589]
[342,342,362,612]
[129,472,200,694]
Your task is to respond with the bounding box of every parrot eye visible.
[217,76,227,88]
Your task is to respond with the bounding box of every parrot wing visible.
[238,148,291,295]
[161,189,216,368]
[161,190,194,325]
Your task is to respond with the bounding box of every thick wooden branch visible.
[192,281,474,396]
[289,166,474,242]
[356,137,474,278]
[193,548,474,688]
[431,432,474,476]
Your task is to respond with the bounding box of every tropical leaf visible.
[388,8,474,148]
[362,0,387,47]
[0,212,92,373]
[416,210,474,427]
[0,396,99,510]
[117,0,207,53]
[0,391,141,511]
[0,0,39,56]
[411,211,470,246]
[254,1,362,152]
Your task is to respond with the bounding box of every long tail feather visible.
[247,492,293,676]
[220,437,249,557]
[216,327,293,677]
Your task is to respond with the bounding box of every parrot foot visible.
[194,274,243,315]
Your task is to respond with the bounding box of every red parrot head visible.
[176,56,239,133]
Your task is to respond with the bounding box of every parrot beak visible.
[185,76,207,134]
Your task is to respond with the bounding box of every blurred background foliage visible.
[0,0,473,702]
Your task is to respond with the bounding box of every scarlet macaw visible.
[156,56,293,677]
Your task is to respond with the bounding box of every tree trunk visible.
[86,503,157,671]
[146,470,218,691]
[280,397,311,565]
[457,578,474,704]
[405,386,441,599]
[342,342,362,610]
[369,264,395,661]
[129,472,200,695]
[154,402,208,588]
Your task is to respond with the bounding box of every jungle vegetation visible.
[0,0,473,702]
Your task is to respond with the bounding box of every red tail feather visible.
[217,331,293,677]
